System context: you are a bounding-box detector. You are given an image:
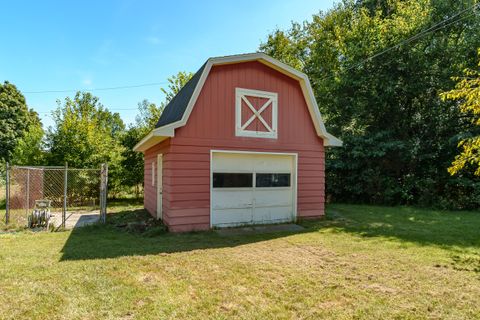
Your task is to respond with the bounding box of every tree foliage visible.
[46,92,125,167]
[135,99,162,135]
[119,126,145,197]
[441,50,480,176]
[0,81,30,162]
[134,72,194,135]
[160,71,194,104]
[2,70,194,198]
[120,71,194,192]
[11,110,45,165]
[261,0,480,209]
[46,92,125,194]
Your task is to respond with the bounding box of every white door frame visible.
[209,149,298,228]
[157,154,163,220]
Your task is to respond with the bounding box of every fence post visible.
[26,168,30,218]
[100,163,108,223]
[63,162,68,228]
[99,164,103,223]
[5,162,9,225]
[104,163,108,223]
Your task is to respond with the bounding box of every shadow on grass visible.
[59,208,301,261]
[310,205,480,249]
[60,204,480,262]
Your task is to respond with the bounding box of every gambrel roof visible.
[155,63,206,128]
[134,53,342,151]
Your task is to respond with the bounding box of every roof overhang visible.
[133,125,175,152]
[134,52,342,152]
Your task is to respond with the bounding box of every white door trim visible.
[157,154,163,220]
[209,149,298,228]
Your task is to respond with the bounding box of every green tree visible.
[0,81,30,162]
[46,92,125,194]
[121,71,194,195]
[441,50,480,176]
[135,71,194,134]
[119,126,145,197]
[261,0,480,209]
[11,110,45,165]
[259,22,311,71]
[160,71,194,103]
[47,92,125,167]
[135,99,162,135]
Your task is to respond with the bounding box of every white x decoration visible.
[241,95,273,132]
[235,88,278,139]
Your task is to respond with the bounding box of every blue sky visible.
[0,0,335,128]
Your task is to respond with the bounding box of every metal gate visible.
[4,163,108,228]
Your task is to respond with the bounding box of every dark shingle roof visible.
[155,63,206,128]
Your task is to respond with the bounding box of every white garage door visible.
[211,152,296,228]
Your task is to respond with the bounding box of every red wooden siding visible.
[143,61,326,231]
[143,139,170,219]
[143,61,325,232]
[241,95,272,132]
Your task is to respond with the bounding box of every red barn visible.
[134,53,341,232]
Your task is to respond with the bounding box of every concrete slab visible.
[215,224,304,236]
[51,212,100,229]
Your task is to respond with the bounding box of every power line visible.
[37,107,139,114]
[430,8,479,31]
[24,82,168,94]
[21,4,480,98]
[391,5,479,48]
[321,2,480,81]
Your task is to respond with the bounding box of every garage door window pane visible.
[256,173,290,187]
[213,173,253,188]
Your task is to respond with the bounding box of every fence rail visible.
[3,163,108,228]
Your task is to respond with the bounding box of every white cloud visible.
[82,78,92,86]
[145,36,161,45]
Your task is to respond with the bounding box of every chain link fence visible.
[0,165,6,227]
[3,164,107,229]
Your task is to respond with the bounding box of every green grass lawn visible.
[0,203,479,319]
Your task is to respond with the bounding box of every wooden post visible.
[99,164,103,223]
[5,162,9,225]
[100,163,108,223]
[63,163,68,228]
[104,163,108,223]
[26,168,30,218]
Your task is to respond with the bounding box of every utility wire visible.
[429,9,479,32]
[35,6,478,116]
[37,107,140,114]
[24,82,168,94]
[320,2,480,81]
[23,3,480,101]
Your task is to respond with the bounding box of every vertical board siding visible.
[153,61,326,232]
